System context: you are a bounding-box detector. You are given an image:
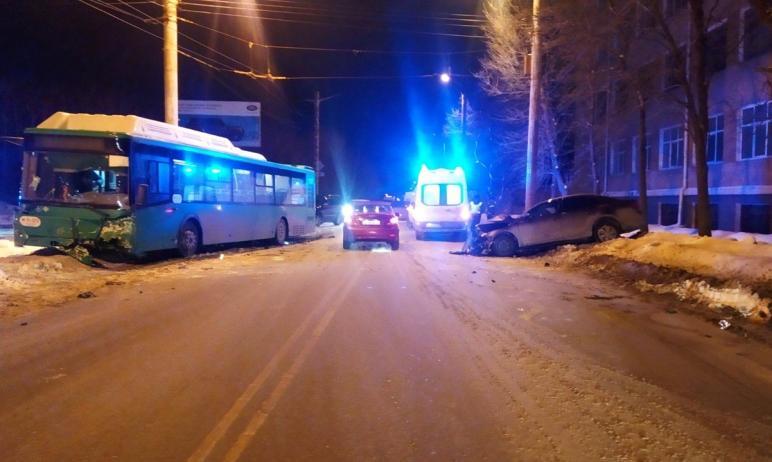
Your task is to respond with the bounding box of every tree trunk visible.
[636,92,649,234]
[688,0,712,236]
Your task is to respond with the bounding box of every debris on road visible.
[719,319,731,330]
[77,291,95,299]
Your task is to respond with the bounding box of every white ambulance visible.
[408,165,470,240]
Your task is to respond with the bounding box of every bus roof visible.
[30,112,267,162]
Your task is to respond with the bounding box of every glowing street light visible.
[439,72,451,84]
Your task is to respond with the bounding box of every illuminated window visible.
[707,114,724,162]
[275,175,290,204]
[422,184,440,205]
[446,184,463,205]
[660,125,684,169]
[290,177,306,205]
[740,101,770,159]
[232,169,255,203]
[204,167,232,202]
[255,173,274,204]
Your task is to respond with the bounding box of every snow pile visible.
[649,224,772,245]
[543,231,771,323]
[583,232,772,287]
[636,280,770,323]
[0,239,40,258]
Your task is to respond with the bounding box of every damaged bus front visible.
[15,131,135,262]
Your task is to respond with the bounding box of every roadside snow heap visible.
[545,231,772,324]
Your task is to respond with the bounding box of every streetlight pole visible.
[524,0,541,210]
[163,0,179,126]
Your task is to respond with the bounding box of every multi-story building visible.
[583,1,770,233]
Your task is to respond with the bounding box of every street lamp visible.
[439,72,451,84]
[439,71,466,140]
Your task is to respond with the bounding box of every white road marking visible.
[186,272,359,462]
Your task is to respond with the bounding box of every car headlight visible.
[460,206,471,221]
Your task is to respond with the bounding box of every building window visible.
[706,22,728,74]
[660,203,679,226]
[740,204,771,234]
[610,140,627,175]
[660,125,684,169]
[740,101,771,159]
[632,135,651,173]
[663,46,685,89]
[707,114,724,162]
[664,0,686,17]
[742,8,772,62]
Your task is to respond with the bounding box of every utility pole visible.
[314,90,321,196]
[524,0,541,210]
[163,0,179,125]
[308,91,335,195]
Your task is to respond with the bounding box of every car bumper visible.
[346,225,399,241]
[415,221,467,232]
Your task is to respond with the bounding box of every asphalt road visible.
[1,224,771,461]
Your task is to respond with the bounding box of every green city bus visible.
[14,112,316,260]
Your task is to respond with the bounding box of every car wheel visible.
[274,218,288,245]
[334,215,342,226]
[315,214,323,226]
[343,230,352,250]
[391,240,399,251]
[594,220,621,242]
[177,221,200,258]
[491,233,517,257]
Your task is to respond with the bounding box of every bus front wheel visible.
[178,221,200,258]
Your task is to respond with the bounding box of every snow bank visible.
[544,231,771,322]
[0,239,41,258]
[584,231,772,287]
[649,224,772,245]
[636,280,770,323]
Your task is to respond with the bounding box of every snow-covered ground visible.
[541,230,771,323]
[0,229,39,258]
[647,224,772,245]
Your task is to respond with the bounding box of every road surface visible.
[1,225,771,461]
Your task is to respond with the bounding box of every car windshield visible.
[354,203,392,214]
[22,151,129,207]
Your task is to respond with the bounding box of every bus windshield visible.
[22,151,129,208]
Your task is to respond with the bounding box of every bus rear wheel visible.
[275,218,288,245]
[178,221,200,258]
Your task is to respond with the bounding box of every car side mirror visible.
[135,183,148,206]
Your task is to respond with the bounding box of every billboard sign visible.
[179,100,261,148]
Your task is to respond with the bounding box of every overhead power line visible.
[178,16,484,56]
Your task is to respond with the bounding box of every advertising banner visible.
[179,100,261,148]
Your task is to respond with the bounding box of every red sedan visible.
[342,200,400,250]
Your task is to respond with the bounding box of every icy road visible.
[0,225,770,461]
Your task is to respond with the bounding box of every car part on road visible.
[391,240,399,251]
[178,221,200,258]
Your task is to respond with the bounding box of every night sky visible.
[1,0,488,201]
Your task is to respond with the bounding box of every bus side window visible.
[173,163,204,202]
[255,172,274,204]
[290,177,306,205]
[143,159,171,204]
[275,175,290,205]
